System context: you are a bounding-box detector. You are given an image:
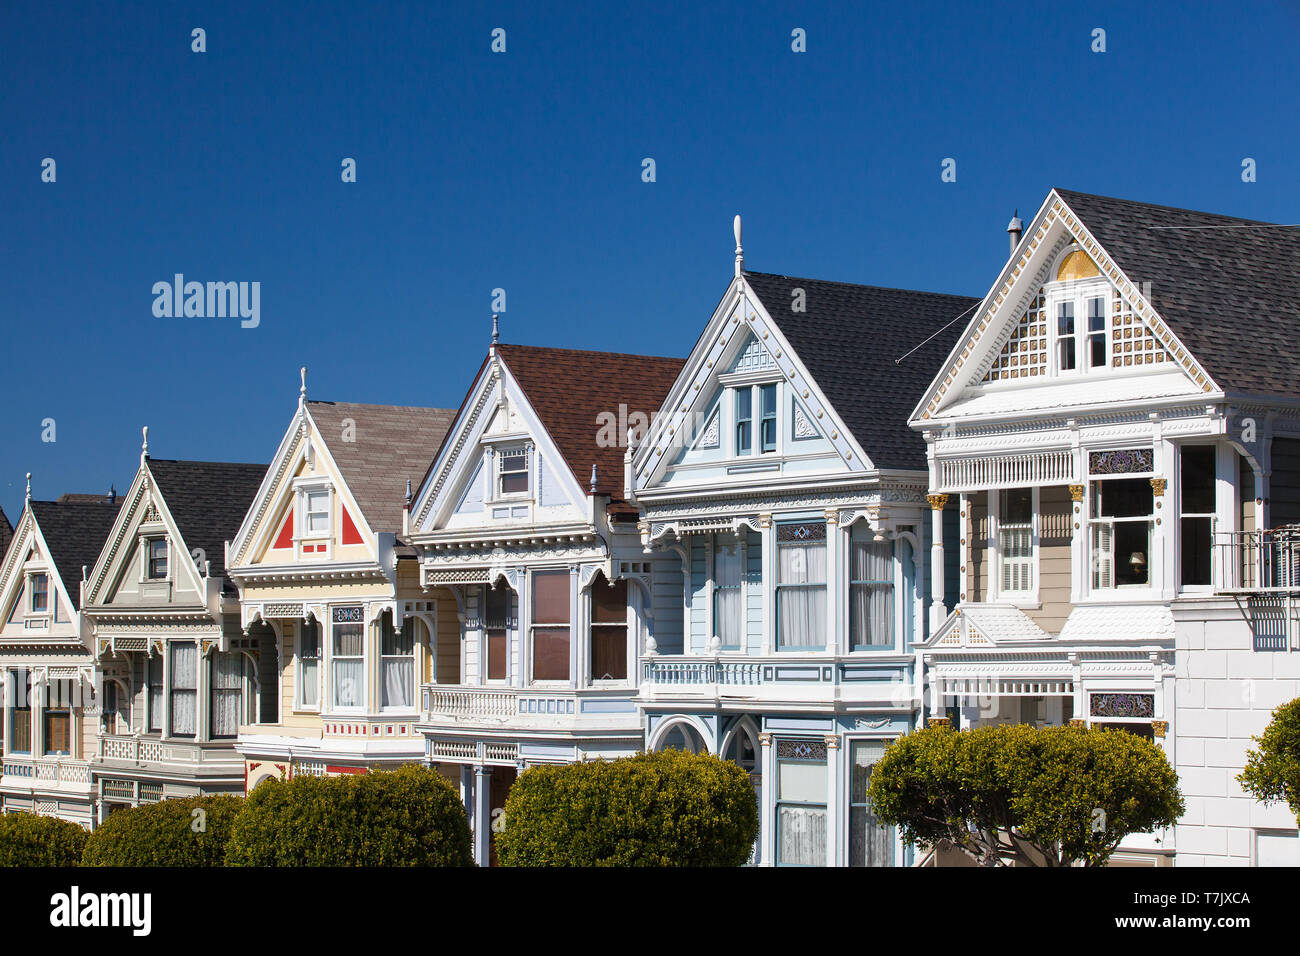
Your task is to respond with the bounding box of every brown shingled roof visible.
[496,345,685,503]
[307,401,456,534]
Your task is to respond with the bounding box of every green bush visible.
[0,812,88,866]
[225,764,472,866]
[82,795,243,866]
[497,750,759,866]
[1239,697,1300,825]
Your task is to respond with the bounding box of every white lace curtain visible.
[211,652,244,737]
[850,535,893,646]
[713,536,743,647]
[778,535,827,648]
[381,618,415,709]
[170,643,197,736]
[333,623,364,708]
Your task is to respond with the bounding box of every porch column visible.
[824,511,840,653]
[459,763,474,840]
[824,735,841,867]
[927,495,948,632]
[473,764,492,866]
[758,732,774,866]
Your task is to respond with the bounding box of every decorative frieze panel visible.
[776,739,827,761]
[1088,448,1153,475]
[1089,692,1154,718]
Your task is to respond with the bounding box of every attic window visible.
[499,448,529,495]
[147,538,168,579]
[305,490,330,535]
[29,573,48,613]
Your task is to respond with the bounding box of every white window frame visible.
[496,444,531,500]
[27,571,49,615]
[296,617,322,712]
[327,605,366,712]
[993,487,1039,603]
[292,478,333,560]
[1047,278,1110,378]
[481,582,513,685]
[1176,443,1218,594]
[144,536,170,581]
[720,373,782,460]
[588,572,631,685]
[380,616,416,712]
[528,568,573,686]
[1088,474,1156,594]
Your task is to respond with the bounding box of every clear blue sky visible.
[2,0,1298,523]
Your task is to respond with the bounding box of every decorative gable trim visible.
[916,191,1220,422]
[414,364,499,529]
[0,510,78,630]
[229,411,308,568]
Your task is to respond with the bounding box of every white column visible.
[824,511,839,654]
[760,515,774,654]
[568,565,580,688]
[927,495,948,631]
[759,732,774,866]
[824,735,841,867]
[473,764,492,866]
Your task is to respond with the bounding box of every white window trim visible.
[1175,443,1220,595]
[291,477,334,560]
[1046,278,1110,378]
[379,616,417,712]
[26,570,51,616]
[326,606,367,713]
[991,487,1040,605]
[295,617,322,712]
[588,574,634,687]
[141,535,171,583]
[527,568,574,687]
[481,583,513,686]
[493,443,533,503]
[1085,474,1157,597]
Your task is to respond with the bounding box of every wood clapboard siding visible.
[1024,485,1073,635]
[1240,453,1257,533]
[967,496,989,603]
[435,588,461,684]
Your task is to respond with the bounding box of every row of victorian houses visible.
[2,187,1298,867]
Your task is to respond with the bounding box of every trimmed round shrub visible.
[82,795,243,866]
[0,812,88,866]
[225,764,472,866]
[497,749,759,866]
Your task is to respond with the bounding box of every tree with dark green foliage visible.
[866,723,1184,867]
[81,795,242,866]
[497,749,759,866]
[1239,696,1300,826]
[0,812,88,866]
[224,763,472,866]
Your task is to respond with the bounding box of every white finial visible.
[299,366,308,411]
[491,314,499,346]
[590,463,598,494]
[141,426,149,465]
[733,214,743,277]
[405,478,413,505]
[25,472,31,503]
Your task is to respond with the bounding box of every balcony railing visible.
[1215,527,1300,593]
[96,734,239,768]
[1,755,92,788]
[420,684,639,727]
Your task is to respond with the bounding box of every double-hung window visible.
[849,528,893,648]
[776,739,828,866]
[305,490,330,535]
[1056,301,1076,371]
[531,570,570,681]
[759,383,777,452]
[484,582,511,681]
[733,384,778,456]
[590,573,628,681]
[30,573,48,614]
[735,389,753,455]
[1091,478,1154,589]
[1052,288,1108,376]
[712,534,743,649]
[148,654,163,732]
[331,606,364,708]
[43,679,72,755]
[776,522,827,649]
[1180,445,1217,588]
[170,643,197,737]
[499,448,529,496]
[849,741,894,867]
[298,618,320,709]
[210,653,244,738]
[8,670,32,754]
[381,617,415,709]
[998,488,1035,594]
[147,538,168,579]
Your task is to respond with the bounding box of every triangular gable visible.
[410,355,588,532]
[0,508,78,630]
[83,464,206,608]
[913,189,1218,423]
[633,276,871,491]
[227,400,381,570]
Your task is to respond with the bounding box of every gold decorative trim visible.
[1069,484,1085,502]
[927,716,950,729]
[1069,718,1087,728]
[926,494,949,511]
[1151,720,1168,738]
[1150,478,1167,497]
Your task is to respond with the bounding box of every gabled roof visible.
[0,508,12,560]
[744,272,980,471]
[496,345,685,503]
[28,497,123,609]
[1053,189,1300,400]
[307,400,455,534]
[145,459,268,588]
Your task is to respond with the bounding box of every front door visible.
[487,766,517,867]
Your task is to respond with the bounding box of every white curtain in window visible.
[148,655,163,732]
[778,542,826,647]
[850,741,894,866]
[382,657,413,708]
[714,537,742,646]
[170,643,197,736]
[211,653,243,737]
[778,806,827,865]
[850,536,893,646]
[333,623,364,708]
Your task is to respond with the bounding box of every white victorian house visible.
[909,188,1300,866]
[629,222,980,866]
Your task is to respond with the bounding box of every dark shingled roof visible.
[29,498,123,608]
[307,401,456,534]
[0,508,11,563]
[744,272,980,471]
[496,345,686,504]
[1055,189,1300,400]
[146,460,268,591]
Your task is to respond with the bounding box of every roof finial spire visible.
[405,478,413,506]
[141,426,149,466]
[590,463,598,494]
[25,472,31,504]
[491,314,499,347]
[733,214,743,278]
[299,366,308,412]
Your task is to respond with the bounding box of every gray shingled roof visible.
[146,459,268,591]
[0,508,12,564]
[1055,189,1300,400]
[307,401,456,534]
[29,498,123,609]
[744,272,980,471]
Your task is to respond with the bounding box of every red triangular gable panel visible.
[341,504,363,545]
[272,508,294,549]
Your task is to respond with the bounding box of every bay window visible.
[210,652,244,739]
[1091,478,1154,588]
[590,573,628,681]
[170,643,197,737]
[484,581,511,681]
[148,653,163,732]
[998,488,1035,594]
[849,740,895,867]
[531,570,570,681]
[776,739,827,866]
[298,618,320,709]
[43,679,72,755]
[849,527,893,648]
[331,606,364,708]
[776,522,827,649]
[381,616,415,709]
[1180,445,1216,587]
[8,670,31,753]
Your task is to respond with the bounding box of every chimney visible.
[106,484,116,505]
[1006,210,1023,257]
